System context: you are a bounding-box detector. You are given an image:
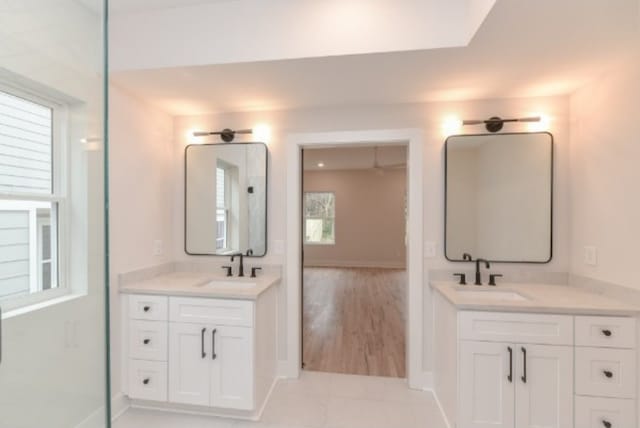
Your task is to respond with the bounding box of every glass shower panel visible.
[0,1,109,427]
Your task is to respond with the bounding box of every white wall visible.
[303,168,407,268]
[109,0,495,71]
[172,94,570,372]
[108,84,175,395]
[569,53,640,290]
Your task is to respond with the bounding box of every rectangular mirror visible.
[445,132,553,263]
[185,142,267,256]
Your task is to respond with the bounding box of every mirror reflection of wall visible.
[445,132,553,263]
[185,143,267,256]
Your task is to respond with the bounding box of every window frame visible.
[303,191,336,245]
[0,81,69,311]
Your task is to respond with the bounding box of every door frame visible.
[285,128,425,389]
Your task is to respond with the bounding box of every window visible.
[0,87,64,308]
[215,166,228,250]
[304,192,335,244]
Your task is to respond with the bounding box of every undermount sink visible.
[454,288,529,302]
[198,279,258,289]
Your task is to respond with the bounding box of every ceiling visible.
[303,146,407,172]
[110,0,640,116]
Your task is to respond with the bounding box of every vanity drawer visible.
[128,359,168,402]
[129,295,168,321]
[169,297,253,327]
[575,347,637,399]
[575,316,636,349]
[575,396,636,428]
[458,311,573,345]
[129,320,168,361]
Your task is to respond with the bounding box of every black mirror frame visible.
[443,131,554,264]
[184,141,269,257]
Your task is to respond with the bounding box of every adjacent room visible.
[302,146,407,377]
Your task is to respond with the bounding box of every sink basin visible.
[454,289,529,301]
[198,279,258,289]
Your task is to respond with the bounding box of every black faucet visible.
[230,253,245,277]
[463,253,473,262]
[474,258,490,285]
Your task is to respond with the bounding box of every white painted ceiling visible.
[303,146,407,172]
[110,0,640,115]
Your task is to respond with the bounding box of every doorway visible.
[301,145,408,377]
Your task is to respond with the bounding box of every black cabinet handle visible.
[507,346,513,383]
[603,370,613,379]
[201,327,206,359]
[143,306,150,312]
[602,420,612,428]
[211,328,217,360]
[143,378,150,385]
[143,338,150,345]
[602,329,612,337]
[521,347,527,383]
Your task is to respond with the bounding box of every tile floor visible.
[113,371,447,428]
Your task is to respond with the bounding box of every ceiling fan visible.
[372,147,406,173]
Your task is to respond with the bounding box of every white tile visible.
[325,397,418,428]
[113,373,446,428]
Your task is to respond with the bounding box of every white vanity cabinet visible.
[433,293,638,428]
[167,296,255,408]
[122,285,277,419]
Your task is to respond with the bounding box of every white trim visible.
[111,392,131,422]
[304,260,405,269]
[285,128,424,388]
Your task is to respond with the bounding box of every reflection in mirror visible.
[185,143,267,256]
[445,132,553,263]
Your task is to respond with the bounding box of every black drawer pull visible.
[521,347,527,383]
[143,338,150,345]
[143,378,150,385]
[602,329,612,337]
[507,346,513,383]
[201,327,207,359]
[143,306,150,312]
[603,370,613,378]
[212,328,217,360]
[602,420,612,428]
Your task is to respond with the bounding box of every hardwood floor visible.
[302,267,406,378]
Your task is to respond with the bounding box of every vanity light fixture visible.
[463,116,541,133]
[193,128,253,142]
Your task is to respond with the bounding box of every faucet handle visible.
[251,267,262,278]
[453,273,467,285]
[221,266,233,277]
[488,274,503,286]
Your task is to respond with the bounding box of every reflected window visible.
[304,192,335,245]
[0,89,61,303]
[216,165,228,250]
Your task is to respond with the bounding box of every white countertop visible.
[120,271,280,300]
[431,281,639,316]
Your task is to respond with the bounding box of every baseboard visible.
[74,406,105,428]
[277,359,299,379]
[111,392,130,422]
[304,260,405,269]
[420,371,434,391]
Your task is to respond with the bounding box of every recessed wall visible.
[303,167,407,269]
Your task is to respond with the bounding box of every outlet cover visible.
[584,246,597,266]
[153,240,164,256]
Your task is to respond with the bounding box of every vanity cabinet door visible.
[168,323,211,406]
[514,344,573,428]
[210,325,254,410]
[459,341,515,428]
